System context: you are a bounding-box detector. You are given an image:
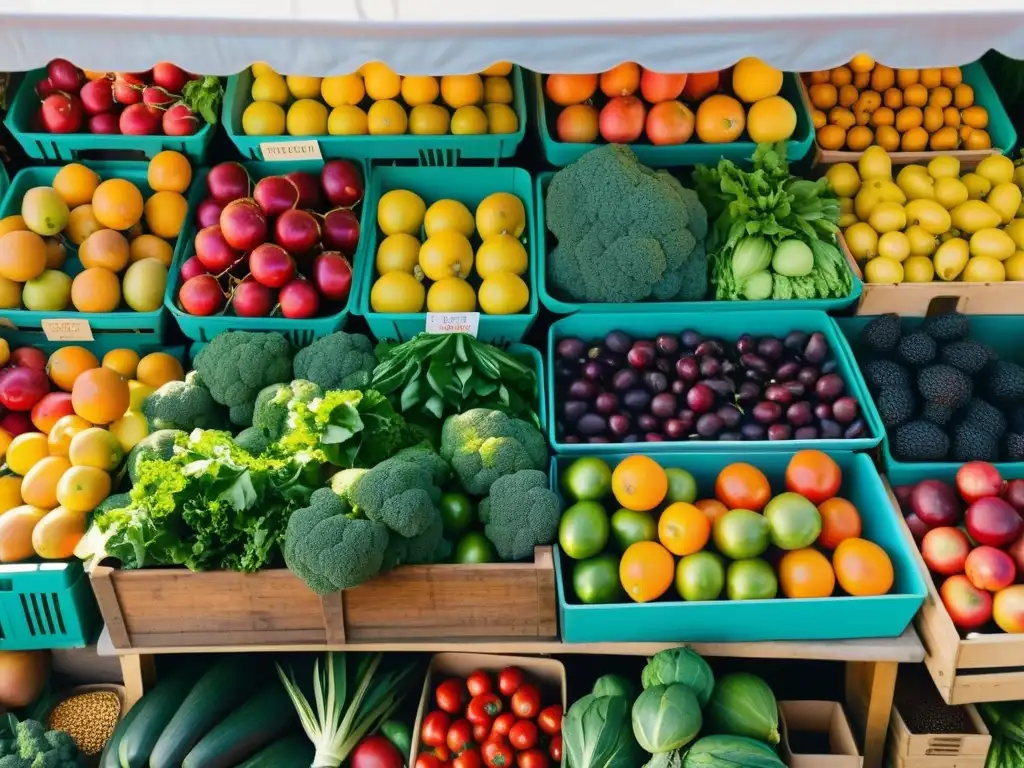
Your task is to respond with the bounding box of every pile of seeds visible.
[48,690,121,755]
[895,666,973,734]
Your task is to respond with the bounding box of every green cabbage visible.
[741,271,773,300]
[631,684,702,754]
[640,648,715,706]
[731,237,773,282]
[593,674,637,701]
[771,239,815,277]
[564,694,644,768]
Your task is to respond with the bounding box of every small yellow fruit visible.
[377,189,427,236]
[482,62,513,77]
[440,74,484,109]
[905,225,938,256]
[878,231,911,262]
[400,75,440,107]
[864,256,904,284]
[242,101,286,136]
[408,104,451,136]
[933,177,969,210]
[867,201,907,233]
[1005,219,1024,249]
[825,163,861,197]
[128,380,155,411]
[1005,251,1024,281]
[933,237,970,281]
[102,348,141,379]
[476,193,526,239]
[427,277,477,312]
[838,213,858,228]
[108,411,149,453]
[844,222,879,260]
[483,76,513,105]
[976,154,1015,186]
[905,199,951,235]
[858,146,892,180]
[424,200,475,239]
[251,73,289,105]
[327,105,369,136]
[321,74,365,107]
[371,271,426,313]
[367,100,408,135]
[285,75,322,99]
[970,228,1016,261]
[478,272,530,315]
[896,165,935,201]
[950,200,1002,233]
[483,103,519,134]
[251,62,276,78]
[375,234,421,275]
[903,255,936,282]
[362,62,402,100]
[962,255,1006,283]
[450,106,488,135]
[6,432,49,476]
[418,231,475,281]
[987,182,1023,224]
[476,235,529,278]
[927,155,960,179]
[961,173,992,201]
[286,99,329,136]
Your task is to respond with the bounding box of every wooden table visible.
[97,625,923,768]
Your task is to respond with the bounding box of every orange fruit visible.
[144,191,188,239]
[870,66,895,92]
[322,74,366,108]
[65,204,104,246]
[846,126,873,151]
[833,538,894,596]
[715,463,771,512]
[619,541,675,603]
[20,455,72,508]
[0,474,22,514]
[954,84,975,109]
[779,548,836,598]
[0,505,47,562]
[903,83,928,108]
[923,105,945,133]
[92,178,144,230]
[136,352,185,389]
[44,236,66,269]
[883,88,903,109]
[0,230,47,282]
[612,455,668,512]
[694,498,729,525]
[71,367,130,425]
[962,106,989,129]
[32,505,87,559]
[79,228,130,272]
[46,346,99,391]
[817,124,847,150]
[362,62,402,100]
[46,414,93,457]
[901,126,929,152]
[367,100,408,135]
[941,67,964,87]
[828,107,855,129]
[695,94,745,143]
[52,163,101,208]
[747,96,797,143]
[871,107,895,127]
[147,150,192,193]
[930,126,959,151]
[101,348,140,379]
[328,105,370,135]
[658,502,711,556]
[811,110,827,130]
[441,75,484,109]
[0,215,27,238]
[56,465,111,513]
[965,129,992,150]
[808,84,838,110]
[68,427,123,471]
[6,432,49,476]
[401,75,440,106]
[545,74,598,107]
[129,234,173,267]
[71,267,121,312]
[808,71,831,85]
[837,84,859,108]
[919,68,942,89]
[731,57,783,102]
[600,63,640,98]
[896,69,919,88]
[876,125,901,151]
[817,497,863,549]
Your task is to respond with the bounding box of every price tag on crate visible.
[426,312,480,337]
[41,318,93,341]
[259,140,323,161]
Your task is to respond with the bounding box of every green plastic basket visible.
[548,309,884,454]
[536,72,814,168]
[0,162,172,336]
[534,171,862,314]
[552,450,926,643]
[355,166,538,344]
[164,159,370,347]
[0,330,185,364]
[223,68,527,166]
[4,70,216,163]
[0,562,100,650]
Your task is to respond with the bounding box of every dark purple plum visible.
[568,380,597,400]
[582,360,604,381]
[627,345,655,370]
[700,357,721,378]
[695,340,723,357]
[623,389,651,412]
[737,381,761,404]
[717,405,742,429]
[577,413,607,436]
[753,401,783,424]
[595,392,619,414]
[612,369,639,391]
[784,330,809,352]
[814,403,833,421]
[782,381,806,399]
[696,413,724,437]
[787,401,814,427]
[740,353,771,376]
[676,356,700,382]
[644,371,669,393]
[741,423,766,440]
[757,337,784,360]
[719,432,743,441]
[736,334,756,355]
[833,396,859,424]
[651,393,678,419]
[637,414,659,432]
[822,359,838,375]
[671,379,688,395]
[768,424,793,440]
[609,414,632,437]
[775,362,800,381]
[745,369,765,383]
[680,330,703,348]
[564,400,588,421]
[721,360,739,377]
[656,334,679,356]
[797,367,820,388]
[605,330,632,353]
[655,358,673,375]
[600,353,626,370]
[703,378,734,399]
[795,426,818,440]
[764,384,793,405]
[844,419,867,439]
[815,373,845,402]
[819,419,843,438]
[645,433,666,442]
[686,383,716,413]
[676,409,696,432]
[803,332,829,364]
[557,338,586,359]
[664,419,686,439]
[588,436,611,444]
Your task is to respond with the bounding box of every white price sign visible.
[259,140,323,161]
[425,312,480,337]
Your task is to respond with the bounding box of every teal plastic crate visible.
[4,70,216,163]
[355,166,538,344]
[223,68,527,166]
[0,162,171,336]
[536,72,814,168]
[510,342,547,431]
[0,562,100,650]
[0,329,185,363]
[164,159,371,347]
[552,450,927,643]
[534,171,862,314]
[548,309,884,454]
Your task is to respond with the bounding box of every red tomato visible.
[416,755,442,768]
[473,721,492,743]
[516,749,549,768]
[447,719,474,755]
[491,713,516,737]
[351,735,404,768]
[431,745,451,762]
[467,693,503,724]
[715,462,772,511]
[548,735,562,762]
[786,450,842,504]
[467,670,493,697]
[498,667,525,697]
[454,750,483,768]
[511,684,541,719]
[537,705,562,736]
[436,678,467,714]
[483,738,514,768]
[423,711,451,747]
[508,720,538,750]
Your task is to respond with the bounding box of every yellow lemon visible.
[867,202,907,233]
[903,255,936,282]
[863,256,904,284]
[286,99,328,136]
[987,182,1023,224]
[371,271,426,313]
[424,199,475,238]
[376,234,421,275]
[108,411,149,453]
[408,104,450,135]
[7,432,49,476]
[1004,219,1024,249]
[961,173,992,200]
[482,62,513,77]
[441,74,484,108]
[251,73,289,105]
[933,177,969,209]
[321,74,365,107]
[362,62,402,100]
[450,106,488,135]
[933,237,970,281]
[825,163,861,197]
[128,380,155,411]
[427,277,477,312]
[483,77,514,105]
[478,272,530,314]
[962,255,1006,283]
[476,235,529,278]
[483,103,518,134]
[401,76,440,106]
[878,231,910,262]
[904,199,951,236]
[378,190,426,236]
[1005,251,1024,280]
[68,427,123,471]
[950,200,1002,233]
[0,475,22,515]
[327,105,369,136]
[905,225,938,256]
[286,75,322,99]
[418,231,475,281]
[47,415,92,458]
[56,464,111,513]
[242,101,286,136]
[976,154,1015,186]
[251,62,276,78]
[102,348,140,379]
[927,155,960,180]
[476,193,526,239]
[970,228,1016,261]
[367,100,408,135]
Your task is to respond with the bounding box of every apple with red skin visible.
[941,574,993,631]
[279,279,320,319]
[0,367,50,411]
[40,93,84,133]
[921,526,971,576]
[179,256,207,282]
[179,275,224,316]
[966,497,1023,548]
[231,279,275,317]
[904,512,930,543]
[313,252,353,301]
[0,411,33,436]
[249,244,295,289]
[957,461,1004,504]
[195,226,241,273]
[965,546,1017,592]
[993,585,1024,633]
[911,479,962,527]
[10,347,47,370]
[31,392,74,432]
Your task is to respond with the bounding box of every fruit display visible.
[803,56,992,152]
[553,325,867,445]
[852,311,1024,462]
[23,58,223,136]
[893,462,1024,633]
[834,148,1024,284]
[413,664,562,767]
[543,58,797,146]
[173,159,362,320]
[0,153,191,317]
[241,61,519,137]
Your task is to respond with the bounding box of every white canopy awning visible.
[1,1,1023,76]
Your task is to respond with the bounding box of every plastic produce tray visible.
[547,309,884,454]
[222,67,527,166]
[0,561,100,650]
[535,72,814,168]
[552,450,927,643]
[0,330,185,364]
[534,172,862,315]
[164,159,371,347]
[355,165,538,344]
[4,70,216,163]
[0,162,170,336]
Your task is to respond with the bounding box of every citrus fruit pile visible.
[805,55,991,152]
[832,147,1024,284]
[242,61,519,138]
[544,58,797,146]
[0,151,192,315]
[558,451,895,605]
[370,189,530,315]
[0,339,185,563]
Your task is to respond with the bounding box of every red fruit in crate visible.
[645,100,695,146]
[274,209,320,254]
[321,160,363,207]
[11,347,47,370]
[152,62,189,94]
[957,461,1005,504]
[279,279,320,318]
[79,78,114,115]
[40,93,84,133]
[312,252,352,301]
[941,574,993,631]
[47,59,83,92]
[599,96,645,143]
[220,199,268,251]
[967,497,1023,548]
[88,111,121,134]
[321,209,360,256]
[904,512,930,543]
[0,367,50,411]
[249,243,295,288]
[179,256,208,282]
[113,73,145,105]
[179,274,224,316]
[196,197,227,230]
[194,225,241,273]
[35,78,56,99]
[286,171,322,209]
[231,279,275,317]
[910,479,962,527]
[31,392,74,433]
[640,70,688,102]
[965,546,1017,592]
[1005,479,1024,513]
[207,162,250,202]
[0,411,33,437]
[142,86,176,107]
[120,103,162,135]
[253,176,300,218]
[921,526,970,576]
[163,104,199,136]
[893,484,915,510]
[994,585,1024,633]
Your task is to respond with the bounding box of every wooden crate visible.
[89,547,557,649]
[887,702,990,768]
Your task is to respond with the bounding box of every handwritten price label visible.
[425,312,480,337]
[41,318,93,341]
[259,140,323,161]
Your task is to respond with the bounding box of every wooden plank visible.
[948,669,1024,705]
[119,653,155,711]
[846,661,898,768]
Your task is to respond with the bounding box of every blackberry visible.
[952,423,999,462]
[891,420,950,461]
[1011,406,1024,434]
[940,340,994,375]
[898,332,937,366]
[859,314,901,353]
[985,361,1024,405]
[922,311,970,342]
[877,386,916,428]
[863,359,911,393]
[962,398,1007,438]
[921,401,954,426]
[918,364,972,409]
[1004,433,1024,461]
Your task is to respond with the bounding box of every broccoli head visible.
[391,443,450,487]
[141,372,223,432]
[545,145,706,304]
[331,458,442,538]
[402,512,450,565]
[233,426,271,456]
[293,331,377,391]
[283,487,390,593]
[440,409,547,495]
[193,331,294,427]
[252,379,324,440]
[479,469,561,561]
[126,429,184,484]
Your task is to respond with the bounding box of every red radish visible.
[163,104,199,136]
[965,546,1017,592]
[113,73,145,105]
[35,78,56,99]
[40,93,83,133]
[220,199,268,251]
[142,86,176,107]
[321,209,360,256]
[194,225,241,273]
[207,162,250,202]
[231,279,274,317]
[152,62,189,93]
[313,252,353,301]
[274,209,320,254]
[253,176,300,218]
[0,367,50,411]
[285,171,322,209]
[321,160,363,207]
[966,497,1023,548]
[88,112,121,134]
[894,485,915,509]
[279,279,320,318]
[196,198,226,230]
[0,411,33,436]
[957,461,1004,504]
[910,479,962,527]
[249,243,295,288]
[1005,479,1024,513]
[11,347,46,370]
[79,78,114,115]
[180,256,208,282]
[941,574,993,630]
[179,274,224,315]
[47,59,83,92]
[120,103,162,135]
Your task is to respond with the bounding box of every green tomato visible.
[454,532,496,563]
[439,492,476,535]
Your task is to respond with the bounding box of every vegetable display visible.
[0,714,84,768]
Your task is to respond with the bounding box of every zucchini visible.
[182,681,295,768]
[117,664,204,768]
[98,699,145,768]
[235,734,314,768]
[149,656,265,768]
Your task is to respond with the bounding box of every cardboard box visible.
[780,700,862,768]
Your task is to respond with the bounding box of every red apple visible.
[911,480,962,527]
[965,546,1017,592]
[249,243,295,288]
[194,225,241,273]
[1005,479,1024,514]
[599,96,646,143]
[274,209,320,254]
[1007,536,1024,580]
[286,171,322,209]
[179,256,207,282]
[921,526,971,576]
[79,78,114,116]
[152,62,189,94]
[0,367,51,411]
[321,209,360,256]
[279,279,320,319]
[10,347,47,370]
[320,160,363,208]
[179,274,224,316]
[40,93,83,133]
[312,252,353,301]
[958,461,1004,504]
[0,411,33,436]
[893,485,915,510]
[120,103,162,135]
[30,392,74,432]
[47,59,83,92]
[231,279,274,317]
[88,112,121,134]
[196,198,227,230]
[163,104,199,136]
[904,512,930,543]
[207,162,250,202]
[942,574,994,631]
[966,497,1023,548]
[253,176,300,218]
[993,585,1024,633]
[220,199,268,251]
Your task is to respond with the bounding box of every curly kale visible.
[293,331,377,391]
[440,409,548,495]
[193,331,294,426]
[126,429,185,484]
[479,469,561,561]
